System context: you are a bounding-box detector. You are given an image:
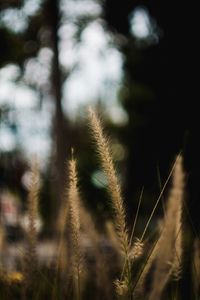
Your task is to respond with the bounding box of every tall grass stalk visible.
[140,155,179,241]
[88,108,130,258]
[68,157,83,300]
[88,108,133,297]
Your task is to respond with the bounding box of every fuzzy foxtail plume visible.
[68,157,83,300]
[88,108,132,297]
[88,107,130,258]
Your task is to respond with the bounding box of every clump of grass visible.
[148,154,184,300]
[1,109,195,300]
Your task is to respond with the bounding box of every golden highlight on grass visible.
[172,156,184,281]
[68,157,83,300]
[114,277,129,297]
[88,107,130,258]
[129,238,143,261]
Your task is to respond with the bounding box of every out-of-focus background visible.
[0,0,198,252]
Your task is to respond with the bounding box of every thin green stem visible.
[130,186,144,245]
[140,155,179,241]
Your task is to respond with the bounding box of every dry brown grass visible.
[1,109,197,300]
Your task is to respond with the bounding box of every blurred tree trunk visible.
[49,0,67,229]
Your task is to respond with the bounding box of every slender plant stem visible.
[130,186,144,245]
[140,155,179,241]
